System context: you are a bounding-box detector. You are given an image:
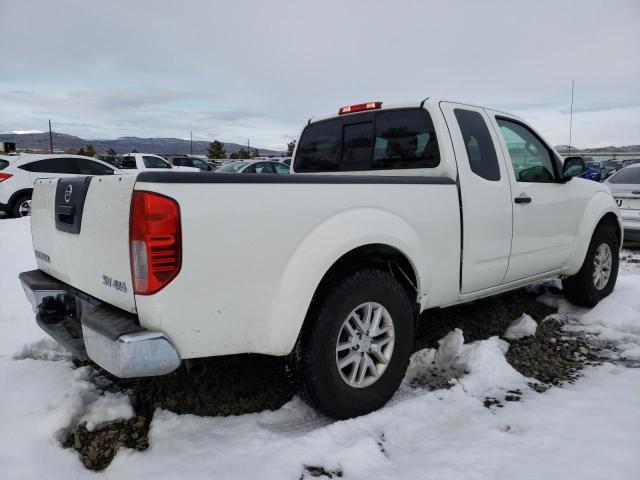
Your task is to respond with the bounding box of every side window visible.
[73,159,115,175]
[242,164,256,173]
[143,155,171,169]
[19,158,76,173]
[274,163,290,174]
[255,162,276,173]
[497,118,556,183]
[454,109,500,181]
[373,110,440,169]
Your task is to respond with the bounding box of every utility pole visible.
[48,119,53,153]
[247,138,250,151]
[190,130,193,156]
[568,80,575,156]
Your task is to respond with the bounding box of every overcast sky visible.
[1,0,638,149]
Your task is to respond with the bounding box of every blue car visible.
[580,162,602,182]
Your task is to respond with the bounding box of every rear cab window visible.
[294,108,440,172]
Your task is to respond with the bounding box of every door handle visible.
[514,195,532,204]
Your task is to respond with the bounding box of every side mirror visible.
[562,156,586,180]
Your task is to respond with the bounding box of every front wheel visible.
[562,226,619,307]
[288,269,415,419]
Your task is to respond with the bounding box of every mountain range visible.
[0,132,285,156]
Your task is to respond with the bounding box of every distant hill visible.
[0,132,285,156]
[555,144,640,154]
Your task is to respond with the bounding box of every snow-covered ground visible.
[1,217,639,479]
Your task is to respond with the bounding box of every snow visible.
[504,313,538,340]
[80,391,135,431]
[1,216,639,479]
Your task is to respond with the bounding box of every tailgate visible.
[30,174,138,313]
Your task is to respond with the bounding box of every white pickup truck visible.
[20,99,621,419]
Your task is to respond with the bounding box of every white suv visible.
[118,153,200,173]
[0,154,122,217]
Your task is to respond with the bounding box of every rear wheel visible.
[288,269,414,419]
[11,194,32,218]
[562,226,619,307]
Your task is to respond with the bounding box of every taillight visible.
[0,173,13,182]
[338,101,382,115]
[130,191,181,295]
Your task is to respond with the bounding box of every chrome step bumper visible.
[19,269,181,378]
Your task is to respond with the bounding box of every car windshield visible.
[607,167,640,184]
[0,159,9,170]
[217,161,247,172]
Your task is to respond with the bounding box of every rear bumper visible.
[19,269,181,378]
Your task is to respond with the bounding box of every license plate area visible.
[55,176,93,234]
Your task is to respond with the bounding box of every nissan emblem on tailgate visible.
[64,185,73,203]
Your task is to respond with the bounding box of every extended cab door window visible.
[496,119,557,182]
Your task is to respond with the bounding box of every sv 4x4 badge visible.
[102,275,128,293]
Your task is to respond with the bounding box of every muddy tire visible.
[288,269,415,419]
[562,226,619,307]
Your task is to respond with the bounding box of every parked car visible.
[621,158,640,168]
[601,159,624,180]
[118,153,200,173]
[215,159,290,174]
[580,161,602,182]
[606,163,640,242]
[20,98,621,420]
[160,155,215,171]
[0,154,121,217]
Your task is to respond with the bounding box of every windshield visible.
[607,167,640,184]
[217,161,247,172]
[0,159,9,170]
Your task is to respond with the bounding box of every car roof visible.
[307,97,524,124]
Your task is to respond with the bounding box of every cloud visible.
[10,130,44,134]
[0,0,638,147]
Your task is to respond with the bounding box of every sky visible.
[0,0,639,150]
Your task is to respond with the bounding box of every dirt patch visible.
[414,287,557,351]
[505,318,605,390]
[62,416,149,471]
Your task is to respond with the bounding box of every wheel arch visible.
[9,187,33,207]
[264,207,430,355]
[564,192,622,275]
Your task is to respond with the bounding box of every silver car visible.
[606,163,640,242]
